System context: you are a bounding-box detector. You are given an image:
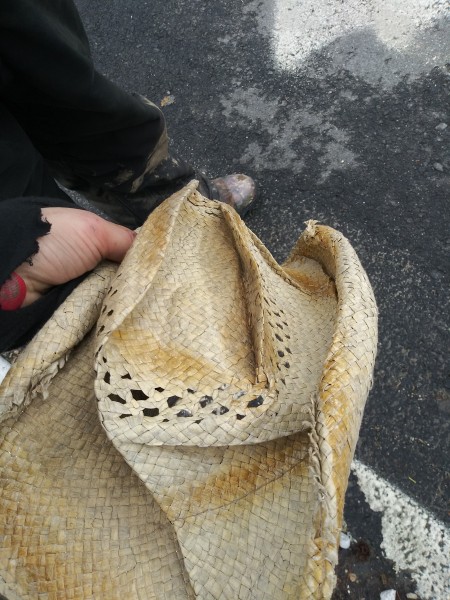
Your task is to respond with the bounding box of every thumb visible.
[96,220,137,263]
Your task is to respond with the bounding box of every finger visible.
[96,220,137,263]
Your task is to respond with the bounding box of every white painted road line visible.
[271,0,449,86]
[352,459,450,600]
[273,0,447,67]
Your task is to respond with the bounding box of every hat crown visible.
[95,188,336,447]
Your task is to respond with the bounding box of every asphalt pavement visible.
[72,1,449,598]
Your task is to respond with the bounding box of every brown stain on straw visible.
[179,434,311,519]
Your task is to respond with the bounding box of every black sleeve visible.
[0,0,166,193]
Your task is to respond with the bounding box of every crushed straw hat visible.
[0,181,377,599]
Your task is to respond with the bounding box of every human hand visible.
[15,207,135,306]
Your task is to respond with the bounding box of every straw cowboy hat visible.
[0,181,377,600]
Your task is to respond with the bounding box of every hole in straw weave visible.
[103,372,111,384]
[155,387,165,393]
[121,373,132,380]
[167,395,181,407]
[247,396,264,408]
[143,408,159,417]
[236,414,245,420]
[109,394,126,404]
[212,406,229,415]
[177,409,193,417]
[199,395,213,408]
[119,414,132,419]
[131,389,149,400]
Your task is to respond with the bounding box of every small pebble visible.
[433,162,444,172]
[380,591,396,600]
[339,532,351,549]
[406,594,418,600]
[435,122,448,130]
[160,94,175,107]
[349,573,357,582]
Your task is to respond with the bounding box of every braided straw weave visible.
[0,181,377,599]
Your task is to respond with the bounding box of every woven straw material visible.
[0,181,377,599]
